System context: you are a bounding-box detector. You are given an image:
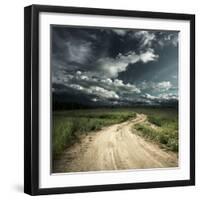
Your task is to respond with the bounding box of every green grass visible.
[134,109,178,152]
[53,109,136,158]
[53,107,178,159]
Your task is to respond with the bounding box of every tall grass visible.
[134,114,178,152]
[53,110,136,158]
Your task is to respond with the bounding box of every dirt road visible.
[53,114,178,173]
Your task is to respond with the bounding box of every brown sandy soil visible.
[53,114,178,173]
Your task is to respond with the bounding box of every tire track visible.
[53,114,178,173]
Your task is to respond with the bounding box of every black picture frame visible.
[24,4,195,196]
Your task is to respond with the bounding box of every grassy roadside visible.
[53,109,136,159]
[134,114,178,152]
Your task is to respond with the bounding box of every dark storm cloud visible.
[52,26,178,106]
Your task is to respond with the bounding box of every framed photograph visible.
[24,4,195,195]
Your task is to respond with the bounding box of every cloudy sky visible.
[52,25,178,106]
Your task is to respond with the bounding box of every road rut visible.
[53,114,178,173]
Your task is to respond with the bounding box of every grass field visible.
[52,109,136,158]
[52,107,178,159]
[134,108,178,152]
